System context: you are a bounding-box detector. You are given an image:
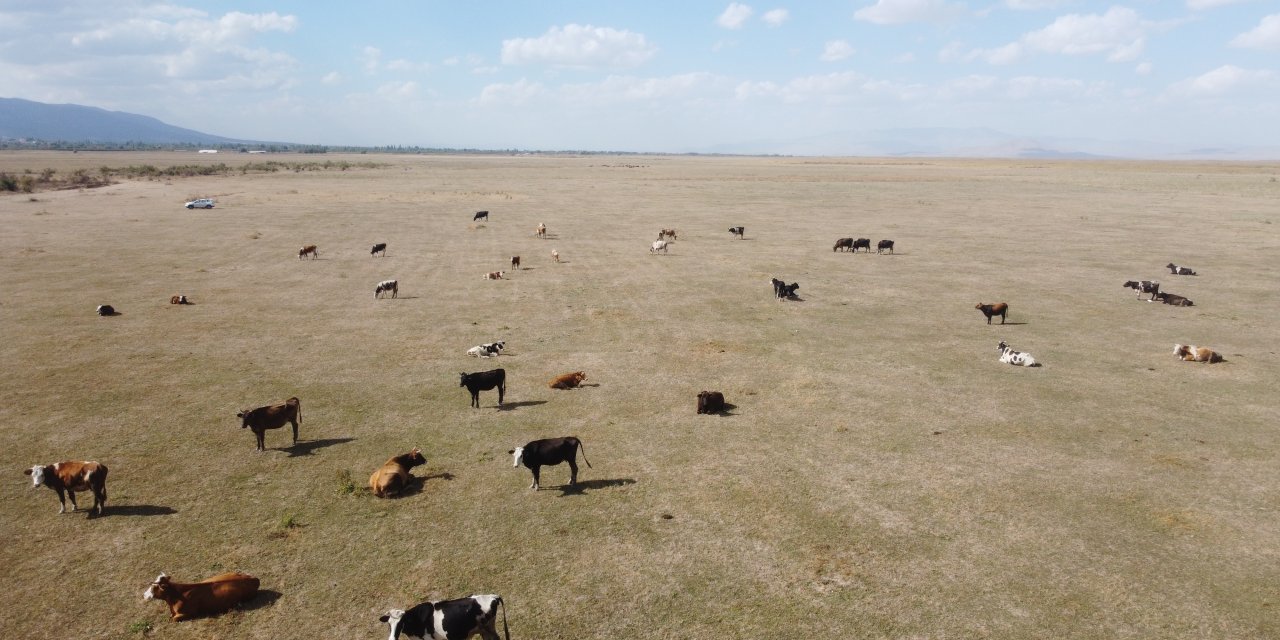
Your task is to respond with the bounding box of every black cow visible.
[473,210,489,222]
[509,436,591,490]
[380,595,509,640]
[1123,280,1160,301]
[770,278,799,300]
[237,397,301,451]
[371,242,387,256]
[877,239,894,254]
[833,237,854,252]
[697,391,725,414]
[729,226,745,239]
[96,304,115,316]
[460,369,505,408]
[852,238,872,252]
[1156,292,1194,306]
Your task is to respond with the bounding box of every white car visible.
[185,198,215,209]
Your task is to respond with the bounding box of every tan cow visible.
[370,448,427,498]
[549,371,587,389]
[536,223,546,238]
[551,249,560,263]
[144,572,260,622]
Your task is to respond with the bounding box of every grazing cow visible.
[1174,344,1223,363]
[852,238,872,252]
[877,239,895,254]
[473,210,489,222]
[298,245,318,259]
[833,237,854,252]
[24,460,108,516]
[1166,263,1196,276]
[97,304,115,316]
[729,226,745,239]
[379,595,509,640]
[975,302,1008,324]
[1156,292,1194,306]
[169,294,189,305]
[143,572,259,622]
[371,243,387,257]
[549,371,587,389]
[650,240,669,254]
[535,223,546,238]
[997,340,1039,367]
[1123,280,1160,301]
[467,341,505,358]
[484,271,505,280]
[551,249,560,263]
[659,228,677,240]
[370,447,426,498]
[460,369,505,408]
[237,397,301,451]
[375,279,398,299]
[696,391,725,414]
[510,255,520,270]
[509,437,591,490]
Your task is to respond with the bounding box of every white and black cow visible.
[509,436,591,490]
[97,304,116,316]
[473,210,489,222]
[1166,263,1196,276]
[371,243,388,257]
[379,595,508,640]
[1122,280,1160,301]
[728,226,745,239]
[997,340,1039,367]
[376,280,399,299]
[467,341,505,358]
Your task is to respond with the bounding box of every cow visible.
[729,226,745,239]
[659,228,678,240]
[170,295,189,305]
[1156,292,1194,306]
[370,447,426,498]
[551,249,560,263]
[535,223,546,238]
[997,340,1039,367]
[833,237,854,252]
[1123,280,1160,301]
[696,391,725,414]
[549,371,587,389]
[375,279,398,299]
[650,240,669,254]
[24,460,108,516]
[852,238,872,252]
[97,304,115,316]
[143,572,259,622]
[770,278,799,300]
[975,302,1008,324]
[877,239,895,254]
[484,271,504,280]
[379,595,509,640]
[237,397,301,451]
[371,243,387,257]
[467,341,505,358]
[473,210,489,222]
[510,255,520,270]
[298,245,318,259]
[509,437,591,490]
[460,369,505,408]
[1174,343,1223,363]
[1166,263,1196,276]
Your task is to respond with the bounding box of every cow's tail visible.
[289,397,301,424]
[577,440,593,469]
[498,596,511,640]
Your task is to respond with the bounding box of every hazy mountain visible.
[0,97,247,145]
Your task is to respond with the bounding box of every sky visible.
[1,0,1278,152]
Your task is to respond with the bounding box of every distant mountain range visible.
[0,97,249,145]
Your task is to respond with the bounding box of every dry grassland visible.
[1,151,1278,639]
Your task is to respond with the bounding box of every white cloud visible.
[1186,0,1250,9]
[894,52,917,63]
[376,81,418,99]
[501,24,656,68]
[855,0,968,25]
[1230,14,1280,51]
[762,8,790,27]
[1135,62,1153,75]
[982,42,1023,64]
[477,79,546,106]
[321,71,342,85]
[386,58,431,72]
[1017,6,1148,62]
[1004,0,1067,9]
[360,46,381,72]
[820,40,855,61]
[1171,65,1276,96]
[736,71,863,102]
[562,73,722,105]
[717,3,754,29]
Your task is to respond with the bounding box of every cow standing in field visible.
[549,371,587,389]
[536,223,546,238]
[473,210,489,222]
[771,277,799,300]
[551,249,560,263]
[510,256,520,270]
[379,595,509,640]
[833,238,854,252]
[375,279,398,299]
[975,302,1008,325]
[298,245,318,259]
[237,397,301,451]
[729,226,745,239]
[143,572,260,622]
[659,228,677,240]
[877,240,895,254]
[24,460,108,516]
[460,369,505,408]
[650,240,669,254]
[509,437,592,490]
[852,238,872,252]
[1123,280,1160,301]
[370,447,426,498]
[371,243,387,257]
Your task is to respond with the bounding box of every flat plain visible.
[1,151,1278,639]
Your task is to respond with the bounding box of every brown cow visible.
[237,397,301,451]
[659,228,677,240]
[549,371,587,389]
[24,460,108,516]
[484,271,505,280]
[143,572,260,622]
[370,448,427,498]
[298,245,318,259]
[1174,344,1223,363]
[975,302,1008,325]
[169,295,189,305]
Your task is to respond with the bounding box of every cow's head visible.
[574,372,587,383]
[379,609,407,640]
[509,446,525,468]
[459,373,469,387]
[1173,344,1187,357]
[23,465,46,488]
[406,448,426,467]
[236,410,250,427]
[143,573,171,601]
[997,341,1009,352]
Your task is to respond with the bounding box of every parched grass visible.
[0,153,1278,639]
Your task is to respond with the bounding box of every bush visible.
[335,469,357,496]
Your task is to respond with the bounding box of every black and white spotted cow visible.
[473,210,489,222]
[96,304,115,316]
[1166,263,1196,276]
[1122,280,1160,301]
[379,595,509,640]
[371,243,387,257]
[375,279,398,299]
[728,226,745,239]
[467,341,505,358]
[997,340,1039,367]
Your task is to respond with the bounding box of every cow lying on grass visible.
[467,341,505,358]
[379,595,509,640]
[510,437,591,490]
[997,340,1039,367]
[549,371,587,389]
[1156,292,1194,306]
[170,294,189,305]
[697,391,725,414]
[370,447,426,498]
[1166,263,1196,275]
[771,278,800,300]
[1174,344,1223,363]
[24,460,108,516]
[144,572,259,622]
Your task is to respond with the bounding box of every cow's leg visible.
[986,315,991,324]
[478,625,501,640]
[67,490,79,512]
[256,429,266,451]
[95,484,107,515]
[1000,314,1006,324]
[291,418,299,445]
[568,457,580,485]
[497,383,505,406]
[531,467,540,490]
[471,391,480,408]
[54,488,67,514]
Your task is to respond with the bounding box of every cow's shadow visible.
[555,478,636,496]
[702,402,738,417]
[395,472,456,497]
[784,295,806,302]
[110,504,178,517]
[995,322,1028,326]
[498,400,548,411]
[240,590,283,612]
[284,437,355,457]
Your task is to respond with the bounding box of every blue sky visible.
[1,1,1277,152]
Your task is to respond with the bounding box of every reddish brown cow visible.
[298,244,318,259]
[549,371,587,389]
[24,460,108,516]
[975,302,1009,325]
[143,572,260,622]
[370,448,427,498]
[237,397,301,451]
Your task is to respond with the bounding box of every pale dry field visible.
[1,152,1278,639]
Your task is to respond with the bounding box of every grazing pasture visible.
[1,152,1278,639]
